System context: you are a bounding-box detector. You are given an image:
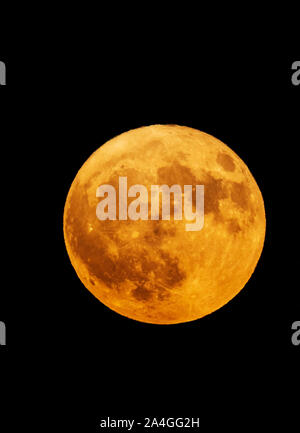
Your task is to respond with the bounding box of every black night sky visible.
[0,26,299,431]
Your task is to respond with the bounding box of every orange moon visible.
[63,125,265,324]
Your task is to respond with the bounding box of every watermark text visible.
[291,321,300,346]
[0,61,6,85]
[0,321,6,345]
[291,61,300,86]
[96,177,204,231]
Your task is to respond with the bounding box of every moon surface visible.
[63,125,266,324]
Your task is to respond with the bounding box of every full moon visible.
[63,125,266,324]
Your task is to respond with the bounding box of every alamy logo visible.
[96,176,204,231]
[0,61,6,85]
[291,61,300,86]
[291,321,300,346]
[0,321,6,345]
